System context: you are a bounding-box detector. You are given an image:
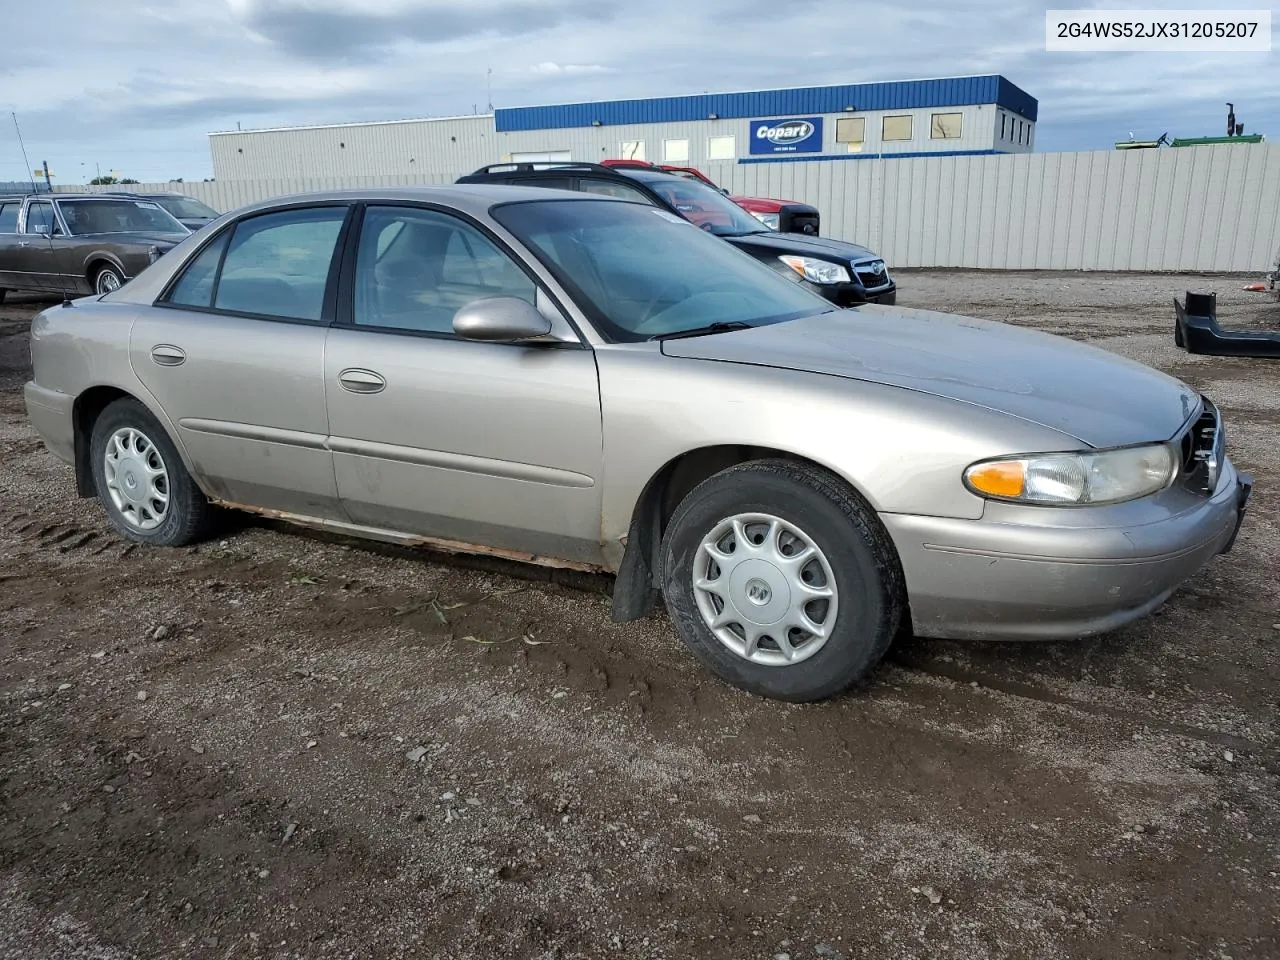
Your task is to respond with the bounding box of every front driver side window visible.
[353,205,537,334]
[25,202,57,236]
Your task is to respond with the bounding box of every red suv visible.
[601,160,819,236]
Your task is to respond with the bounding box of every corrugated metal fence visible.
[58,144,1280,272]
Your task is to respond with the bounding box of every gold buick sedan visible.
[23,186,1252,701]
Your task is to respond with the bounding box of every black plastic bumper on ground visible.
[1174,291,1280,357]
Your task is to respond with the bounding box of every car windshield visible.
[57,199,187,236]
[493,199,834,342]
[639,174,764,237]
[156,196,218,219]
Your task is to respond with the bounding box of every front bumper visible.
[810,279,897,306]
[882,459,1252,641]
[23,381,76,465]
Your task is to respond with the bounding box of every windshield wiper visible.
[650,321,754,341]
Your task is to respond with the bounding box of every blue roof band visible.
[495,75,1037,132]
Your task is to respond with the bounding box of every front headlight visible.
[964,443,1178,505]
[751,211,781,230]
[779,255,849,285]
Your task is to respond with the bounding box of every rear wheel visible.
[93,264,124,295]
[89,398,214,546]
[660,459,905,702]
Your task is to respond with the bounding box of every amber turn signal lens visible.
[965,461,1025,498]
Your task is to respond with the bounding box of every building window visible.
[706,135,735,161]
[930,112,962,139]
[882,115,913,142]
[619,140,645,161]
[510,150,571,163]
[835,117,865,152]
[1000,113,1007,140]
[663,138,690,162]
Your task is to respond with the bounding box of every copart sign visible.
[749,117,824,154]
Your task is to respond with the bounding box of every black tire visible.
[93,264,124,295]
[1174,318,1185,348]
[660,459,905,702]
[0,288,7,304]
[89,398,214,546]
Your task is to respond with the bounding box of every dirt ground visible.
[2,272,1278,960]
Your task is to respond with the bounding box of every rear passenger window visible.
[213,207,347,321]
[578,179,651,203]
[0,203,17,232]
[165,232,229,308]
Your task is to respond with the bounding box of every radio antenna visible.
[12,112,75,307]
[12,112,37,194]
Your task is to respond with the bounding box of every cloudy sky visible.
[1,0,1275,185]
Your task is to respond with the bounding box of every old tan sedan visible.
[23,187,1252,701]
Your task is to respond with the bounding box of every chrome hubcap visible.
[692,513,838,667]
[103,427,169,530]
[97,271,121,293]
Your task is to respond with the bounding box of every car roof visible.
[223,183,610,219]
[461,161,687,186]
[53,193,164,202]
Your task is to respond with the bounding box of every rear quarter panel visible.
[29,300,194,470]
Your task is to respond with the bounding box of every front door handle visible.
[338,368,386,394]
[17,240,29,248]
[150,344,186,366]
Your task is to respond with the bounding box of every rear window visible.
[0,203,17,233]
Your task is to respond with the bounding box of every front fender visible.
[595,350,1082,555]
[78,248,143,282]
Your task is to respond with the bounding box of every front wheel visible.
[89,398,214,546]
[661,459,905,702]
[94,264,124,295]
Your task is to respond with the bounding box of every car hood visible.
[732,196,812,213]
[727,230,878,262]
[73,231,189,247]
[661,305,1200,447]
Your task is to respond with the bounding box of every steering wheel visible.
[636,277,692,327]
[632,280,748,335]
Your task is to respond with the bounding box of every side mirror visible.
[453,296,553,343]
[721,187,730,195]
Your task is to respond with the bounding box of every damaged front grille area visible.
[1178,398,1225,494]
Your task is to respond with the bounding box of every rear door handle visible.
[338,368,386,394]
[17,240,29,248]
[150,344,186,366]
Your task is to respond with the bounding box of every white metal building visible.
[209,75,1038,181]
